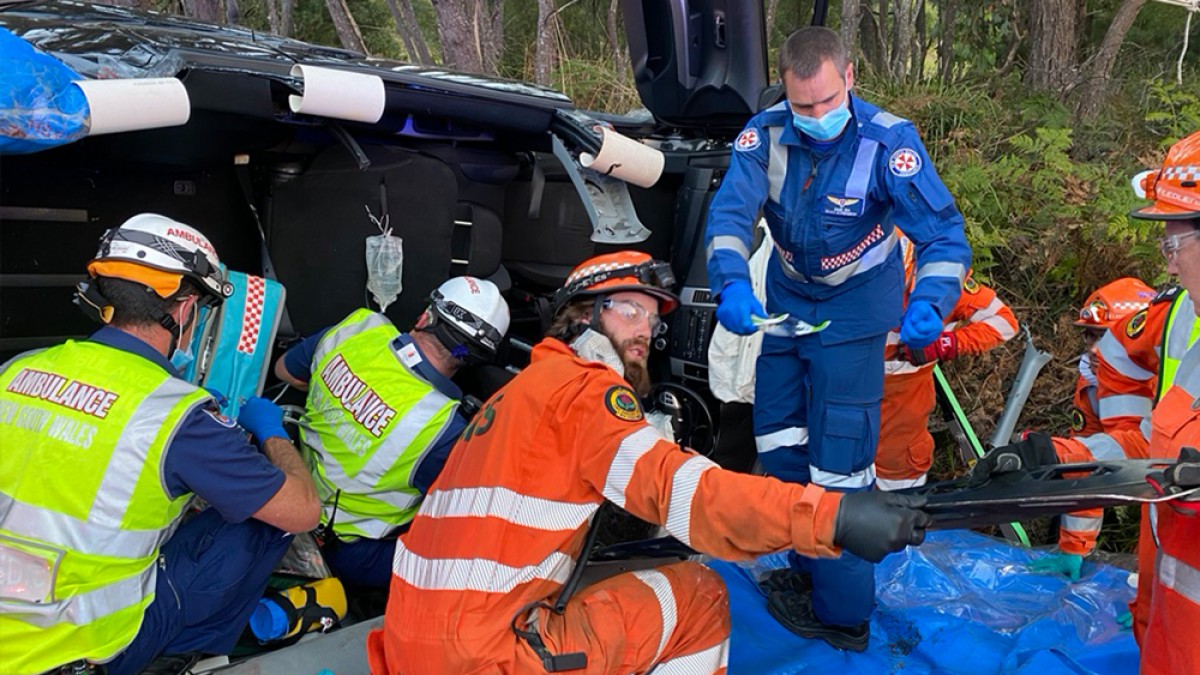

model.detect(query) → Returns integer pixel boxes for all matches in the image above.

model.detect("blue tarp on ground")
[712,530,1139,674]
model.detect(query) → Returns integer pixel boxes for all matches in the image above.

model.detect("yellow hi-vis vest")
[0,341,208,674]
[302,309,458,540]
[1158,290,1200,402]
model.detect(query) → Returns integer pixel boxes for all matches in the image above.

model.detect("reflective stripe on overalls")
[0,342,203,674]
[302,309,458,540]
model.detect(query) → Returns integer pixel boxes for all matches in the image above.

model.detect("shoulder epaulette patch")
[963,276,980,294]
[1152,285,1182,305]
[604,385,644,422]
[1125,309,1148,338]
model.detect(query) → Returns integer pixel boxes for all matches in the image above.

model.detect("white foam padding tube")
[579,126,665,188]
[73,78,191,136]
[289,64,386,124]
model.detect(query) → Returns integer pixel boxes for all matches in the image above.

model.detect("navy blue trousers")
[106,509,292,675]
[753,332,885,627]
[322,536,397,589]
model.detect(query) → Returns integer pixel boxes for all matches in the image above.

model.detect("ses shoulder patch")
[1125,309,1148,338]
[604,385,644,422]
[735,128,762,152]
[963,276,980,294]
[1070,407,1085,433]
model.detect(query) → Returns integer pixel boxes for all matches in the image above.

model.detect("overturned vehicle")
[0,0,775,667]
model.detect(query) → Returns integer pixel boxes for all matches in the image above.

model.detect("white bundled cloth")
[707,219,772,404]
[364,206,403,313]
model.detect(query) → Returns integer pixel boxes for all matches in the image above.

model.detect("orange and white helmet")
[552,250,679,315]
[1074,277,1155,328]
[86,213,233,304]
[1131,131,1200,220]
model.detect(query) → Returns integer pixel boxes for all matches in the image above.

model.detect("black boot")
[766,589,869,652]
[756,567,813,596]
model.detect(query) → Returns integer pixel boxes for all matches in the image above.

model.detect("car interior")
[0,0,770,648]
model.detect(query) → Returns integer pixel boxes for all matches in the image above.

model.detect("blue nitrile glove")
[1029,551,1084,581]
[715,280,767,336]
[900,300,943,349]
[1117,611,1133,630]
[237,396,289,444]
[203,386,228,408]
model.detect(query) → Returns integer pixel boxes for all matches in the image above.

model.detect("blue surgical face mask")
[170,345,194,374]
[791,93,852,141]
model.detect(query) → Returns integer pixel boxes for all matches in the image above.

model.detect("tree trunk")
[938,0,956,85]
[534,0,559,86]
[840,0,861,63]
[387,0,435,65]
[324,0,368,53]
[1075,0,1148,120]
[910,0,926,82]
[225,0,239,24]
[431,0,503,75]
[181,0,221,22]
[265,0,281,34]
[281,0,294,36]
[481,0,505,76]
[1024,0,1078,94]
[890,0,917,82]
[766,0,782,38]
[607,0,628,76]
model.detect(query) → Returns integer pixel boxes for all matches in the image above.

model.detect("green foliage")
[1144,79,1200,146]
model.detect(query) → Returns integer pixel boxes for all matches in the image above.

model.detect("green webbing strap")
[933,364,1032,547]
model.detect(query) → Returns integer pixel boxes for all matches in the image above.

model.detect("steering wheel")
[648,382,716,457]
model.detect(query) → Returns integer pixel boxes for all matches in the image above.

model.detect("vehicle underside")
[0,1,770,445]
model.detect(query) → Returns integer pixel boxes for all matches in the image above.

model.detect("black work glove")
[833,492,930,563]
[1165,447,1200,489]
[968,432,1059,487]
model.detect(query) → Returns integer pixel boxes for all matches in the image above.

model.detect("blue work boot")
[766,589,869,652]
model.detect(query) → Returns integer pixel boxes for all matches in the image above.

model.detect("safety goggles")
[1159,230,1200,260]
[602,298,666,336]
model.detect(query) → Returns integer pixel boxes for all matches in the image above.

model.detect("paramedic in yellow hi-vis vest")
[0,214,320,675]
[274,276,510,588]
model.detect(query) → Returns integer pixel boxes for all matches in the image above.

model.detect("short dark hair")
[96,276,199,328]
[778,27,848,80]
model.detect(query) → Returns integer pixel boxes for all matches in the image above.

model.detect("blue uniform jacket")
[705,95,972,344]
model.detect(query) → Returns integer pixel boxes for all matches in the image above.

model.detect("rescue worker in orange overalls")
[1029,278,1155,581]
[875,230,1019,491]
[970,132,1200,674]
[366,251,932,674]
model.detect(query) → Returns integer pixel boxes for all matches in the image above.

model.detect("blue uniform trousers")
[322,536,398,589]
[753,332,885,627]
[106,509,292,675]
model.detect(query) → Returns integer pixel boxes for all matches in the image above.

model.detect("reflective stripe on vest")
[1158,290,1200,402]
[0,341,203,673]
[766,112,899,287]
[303,309,458,539]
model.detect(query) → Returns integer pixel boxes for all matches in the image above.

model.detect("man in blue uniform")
[704,27,972,650]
